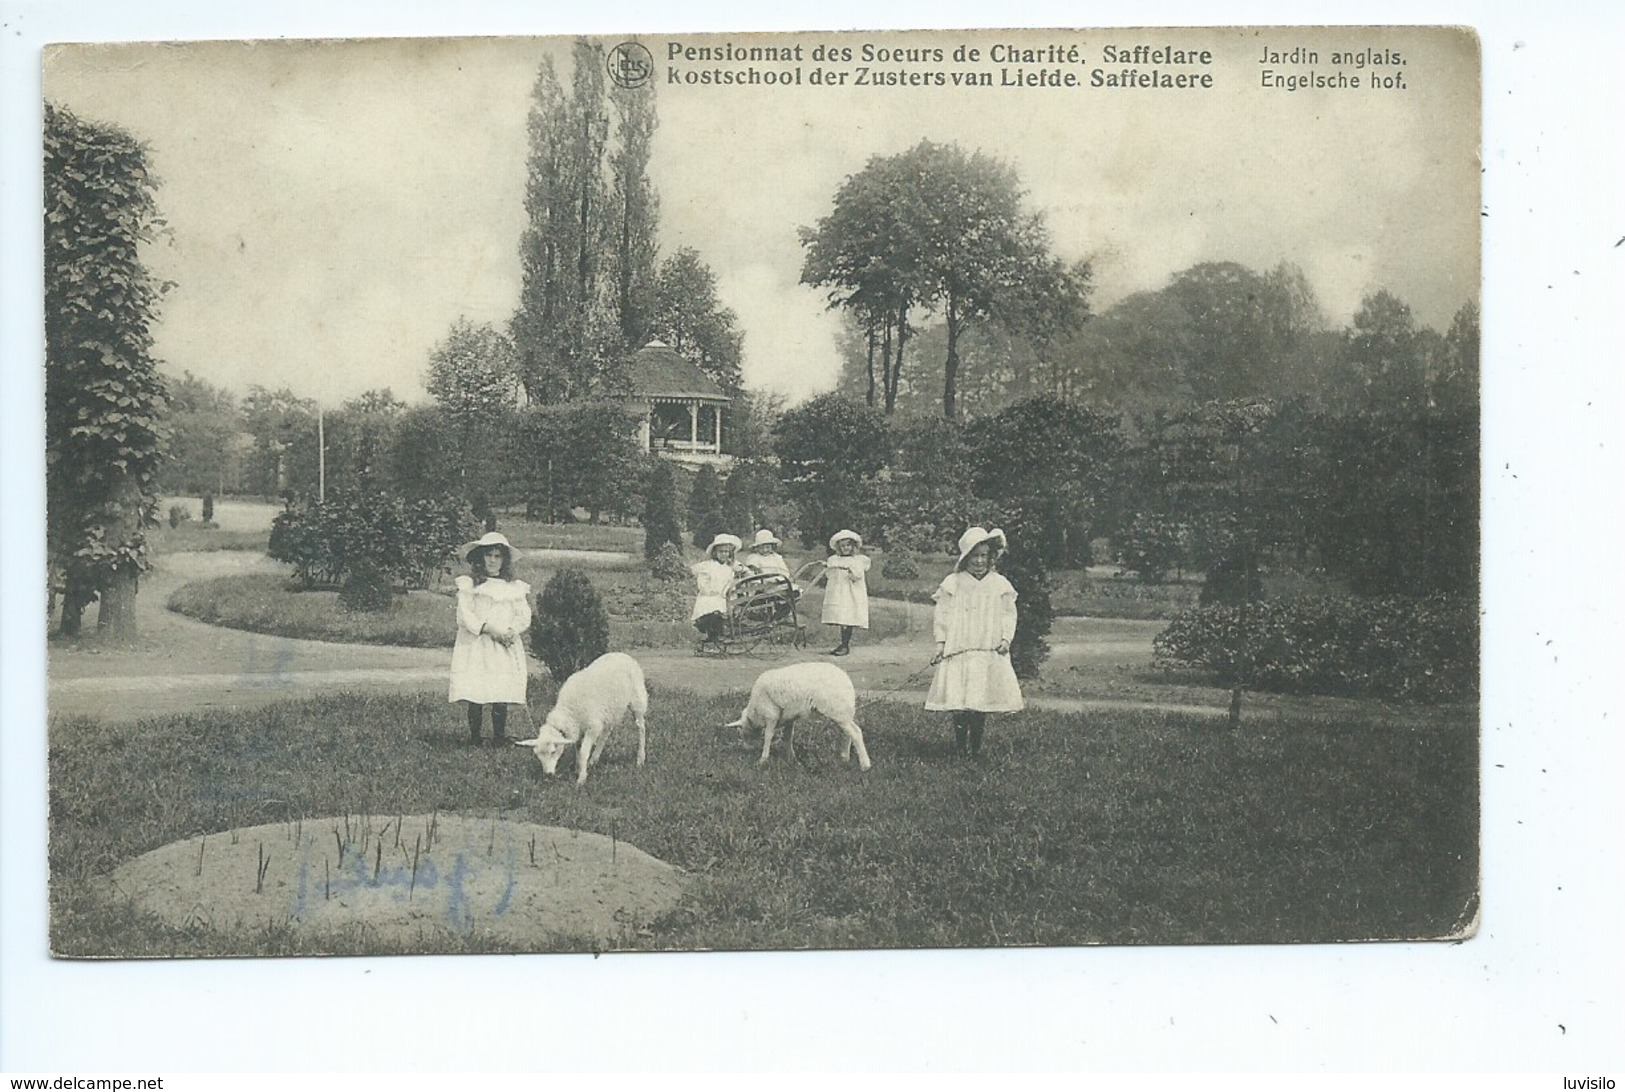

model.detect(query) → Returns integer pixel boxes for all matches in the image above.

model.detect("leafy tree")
[240,385,318,497]
[874,415,978,552]
[1433,300,1480,414]
[1307,408,1477,597]
[530,570,611,683]
[159,371,242,496]
[965,398,1122,568]
[1160,261,1327,404]
[511,400,645,522]
[1334,289,1426,412]
[1117,400,1298,592]
[650,247,745,397]
[801,140,1085,419]
[1048,289,1199,413]
[324,388,406,492]
[547,400,647,522]
[800,152,923,413]
[424,319,519,496]
[641,458,683,561]
[774,394,890,548]
[425,319,519,431]
[721,459,782,538]
[722,388,785,458]
[45,104,171,636]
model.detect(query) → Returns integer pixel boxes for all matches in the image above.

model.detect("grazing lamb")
[515,652,647,785]
[724,662,872,771]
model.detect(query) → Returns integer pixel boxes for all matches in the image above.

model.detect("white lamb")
[724,662,872,771]
[515,652,648,785]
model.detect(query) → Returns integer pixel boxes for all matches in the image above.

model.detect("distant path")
[49,550,1236,724]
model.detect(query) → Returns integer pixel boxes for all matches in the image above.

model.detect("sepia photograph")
[38,26,1483,960]
[11,3,1622,1076]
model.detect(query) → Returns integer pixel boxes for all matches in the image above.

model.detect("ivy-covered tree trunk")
[97,568,139,635]
[44,104,170,640]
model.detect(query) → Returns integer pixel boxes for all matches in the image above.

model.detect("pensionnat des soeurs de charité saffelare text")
[657,36,1412,92]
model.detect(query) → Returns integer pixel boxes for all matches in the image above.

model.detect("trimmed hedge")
[1153,594,1477,702]
[268,489,476,598]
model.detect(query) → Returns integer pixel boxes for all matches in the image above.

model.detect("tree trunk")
[943,303,962,421]
[890,300,910,414]
[96,568,139,638]
[59,570,95,637]
[864,324,877,408]
[880,318,895,414]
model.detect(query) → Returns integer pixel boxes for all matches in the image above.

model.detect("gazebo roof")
[627,341,730,404]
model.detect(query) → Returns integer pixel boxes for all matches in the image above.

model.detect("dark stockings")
[467,702,509,744]
[831,625,854,654]
[951,711,987,756]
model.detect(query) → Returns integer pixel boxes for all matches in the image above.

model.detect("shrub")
[530,569,610,683]
[1001,550,1053,680]
[167,504,193,529]
[267,487,477,606]
[688,465,725,549]
[881,522,948,579]
[881,552,920,580]
[1116,512,1187,584]
[649,541,689,582]
[642,460,683,561]
[1152,594,1477,702]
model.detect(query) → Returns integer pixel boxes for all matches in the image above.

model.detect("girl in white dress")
[925,526,1023,756]
[742,528,792,579]
[449,532,531,745]
[820,529,870,656]
[692,533,744,651]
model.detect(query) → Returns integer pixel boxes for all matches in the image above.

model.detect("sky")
[42,26,1480,407]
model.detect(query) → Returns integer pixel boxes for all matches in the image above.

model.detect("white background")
[4,0,1622,1076]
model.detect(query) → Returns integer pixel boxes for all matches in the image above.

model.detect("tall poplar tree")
[607,74,660,350]
[511,42,615,403]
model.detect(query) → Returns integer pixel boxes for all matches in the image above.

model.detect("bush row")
[1152,594,1477,702]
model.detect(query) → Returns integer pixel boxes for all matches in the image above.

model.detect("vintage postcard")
[42,27,1480,961]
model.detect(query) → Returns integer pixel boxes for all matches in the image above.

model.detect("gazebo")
[626,340,732,465]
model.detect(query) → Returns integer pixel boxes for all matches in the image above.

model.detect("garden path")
[48,550,1229,724]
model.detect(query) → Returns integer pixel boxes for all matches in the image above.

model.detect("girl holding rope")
[925,526,1023,757]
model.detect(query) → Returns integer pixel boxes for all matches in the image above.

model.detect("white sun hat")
[828,529,863,550]
[751,528,782,548]
[461,531,520,565]
[707,533,744,557]
[955,526,1007,569]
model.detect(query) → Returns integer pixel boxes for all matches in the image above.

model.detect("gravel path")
[48,551,1229,724]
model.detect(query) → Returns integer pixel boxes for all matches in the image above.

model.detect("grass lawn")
[149,521,271,556]
[489,516,645,554]
[166,566,916,650]
[49,683,1478,956]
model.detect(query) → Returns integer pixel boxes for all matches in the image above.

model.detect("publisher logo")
[608,42,653,90]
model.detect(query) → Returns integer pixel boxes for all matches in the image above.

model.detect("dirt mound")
[109,814,687,950]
